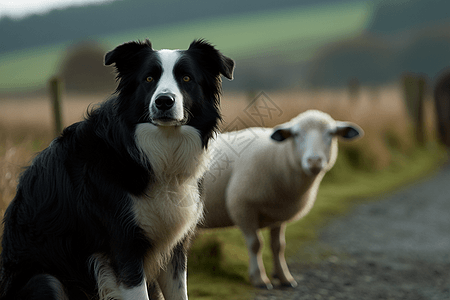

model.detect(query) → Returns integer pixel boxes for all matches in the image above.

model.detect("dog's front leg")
[157,240,189,300]
[115,253,150,300]
[91,252,150,300]
[120,278,150,300]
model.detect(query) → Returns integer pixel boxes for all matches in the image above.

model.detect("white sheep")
[200,110,364,289]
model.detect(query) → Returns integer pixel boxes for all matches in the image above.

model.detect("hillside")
[0,0,339,54]
[2,0,449,55]
[0,1,371,93]
[1,0,450,92]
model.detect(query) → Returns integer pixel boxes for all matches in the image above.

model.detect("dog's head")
[105,39,234,140]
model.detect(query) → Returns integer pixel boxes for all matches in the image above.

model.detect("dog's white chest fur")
[132,124,207,277]
[134,124,208,180]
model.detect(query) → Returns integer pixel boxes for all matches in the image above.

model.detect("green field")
[0,1,372,93]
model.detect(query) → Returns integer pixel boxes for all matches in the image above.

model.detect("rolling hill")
[0,0,341,54]
[2,0,450,93]
[0,1,371,93]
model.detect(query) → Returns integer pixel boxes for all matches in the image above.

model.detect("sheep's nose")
[155,94,175,111]
[307,156,323,174]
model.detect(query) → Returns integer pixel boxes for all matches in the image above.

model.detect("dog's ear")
[104,40,153,73]
[187,39,235,80]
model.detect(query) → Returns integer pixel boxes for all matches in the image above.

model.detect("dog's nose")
[155,94,175,111]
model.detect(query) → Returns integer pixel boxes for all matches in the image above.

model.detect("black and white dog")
[0,39,234,300]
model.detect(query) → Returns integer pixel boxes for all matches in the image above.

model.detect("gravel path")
[255,165,450,300]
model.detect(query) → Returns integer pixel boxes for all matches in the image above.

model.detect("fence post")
[416,76,426,145]
[401,73,426,145]
[49,76,64,137]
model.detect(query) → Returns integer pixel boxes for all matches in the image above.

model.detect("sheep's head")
[270,110,364,176]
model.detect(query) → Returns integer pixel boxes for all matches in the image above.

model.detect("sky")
[0,0,113,19]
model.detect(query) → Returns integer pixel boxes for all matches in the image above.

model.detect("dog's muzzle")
[151,93,183,126]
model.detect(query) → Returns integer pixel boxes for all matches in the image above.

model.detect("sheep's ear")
[271,128,292,142]
[334,121,364,140]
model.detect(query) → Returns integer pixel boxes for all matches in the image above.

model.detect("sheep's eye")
[183,75,191,82]
[146,76,154,83]
[328,130,336,137]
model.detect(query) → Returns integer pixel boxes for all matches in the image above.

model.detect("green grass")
[0,1,372,93]
[0,43,67,92]
[105,1,372,60]
[187,142,447,300]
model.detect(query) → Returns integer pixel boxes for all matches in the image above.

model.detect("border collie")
[0,39,234,300]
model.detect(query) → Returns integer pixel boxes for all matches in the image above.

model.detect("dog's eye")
[146,76,154,83]
[183,76,191,82]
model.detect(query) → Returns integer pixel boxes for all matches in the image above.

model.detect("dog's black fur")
[0,39,234,300]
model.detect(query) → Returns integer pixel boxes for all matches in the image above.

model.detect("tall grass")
[0,85,446,299]
[0,94,102,215]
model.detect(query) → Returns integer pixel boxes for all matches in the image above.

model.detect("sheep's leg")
[270,223,297,288]
[242,228,273,289]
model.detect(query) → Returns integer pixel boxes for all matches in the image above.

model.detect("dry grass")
[0,86,438,214]
[0,94,104,134]
[222,85,436,170]
[0,94,104,216]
